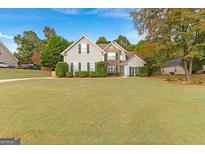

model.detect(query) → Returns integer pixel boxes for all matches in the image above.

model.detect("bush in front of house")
[89,71,97,78]
[96,61,107,77]
[75,71,89,78]
[66,72,73,78]
[55,62,68,77]
[136,66,149,77]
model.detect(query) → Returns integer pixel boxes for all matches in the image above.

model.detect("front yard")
[0,68,51,79]
[0,77,205,144]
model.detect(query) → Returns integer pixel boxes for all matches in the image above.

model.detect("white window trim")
[107,52,116,60]
[81,43,87,54]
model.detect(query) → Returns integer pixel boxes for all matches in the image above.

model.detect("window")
[112,66,116,73]
[73,63,78,72]
[78,63,81,71]
[70,63,73,72]
[107,52,116,60]
[78,44,81,54]
[81,43,87,54]
[108,66,116,74]
[87,44,90,54]
[87,62,90,71]
[90,63,95,71]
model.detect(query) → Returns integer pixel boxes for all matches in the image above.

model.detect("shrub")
[89,71,97,78]
[55,62,68,77]
[75,71,89,78]
[96,61,107,77]
[113,72,120,76]
[136,66,149,77]
[191,80,203,85]
[66,72,73,78]
[166,75,178,81]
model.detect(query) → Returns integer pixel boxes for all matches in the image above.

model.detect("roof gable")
[0,40,19,62]
[161,58,182,68]
[61,35,105,55]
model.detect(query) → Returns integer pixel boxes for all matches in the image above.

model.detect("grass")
[0,68,51,79]
[0,77,205,144]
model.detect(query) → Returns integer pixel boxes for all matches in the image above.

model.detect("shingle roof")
[161,58,183,68]
[97,44,109,49]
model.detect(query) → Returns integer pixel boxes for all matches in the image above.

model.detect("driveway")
[0,77,53,83]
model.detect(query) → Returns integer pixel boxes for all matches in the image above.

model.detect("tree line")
[131,8,205,81]
[13,27,141,70]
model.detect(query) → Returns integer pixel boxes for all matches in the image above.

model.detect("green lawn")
[0,68,51,79]
[0,77,205,144]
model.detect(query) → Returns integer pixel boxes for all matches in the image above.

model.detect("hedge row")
[55,61,107,78]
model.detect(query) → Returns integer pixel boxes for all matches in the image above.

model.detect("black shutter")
[71,63,73,72]
[78,44,81,54]
[87,62,90,71]
[87,44,90,54]
[78,63,81,71]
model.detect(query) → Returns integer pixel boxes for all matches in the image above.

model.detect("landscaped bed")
[0,68,51,79]
[0,77,205,144]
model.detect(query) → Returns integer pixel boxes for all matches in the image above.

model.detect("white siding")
[63,37,104,72]
[124,56,145,76]
[161,66,185,75]
[0,42,18,67]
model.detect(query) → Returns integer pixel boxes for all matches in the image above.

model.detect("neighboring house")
[161,58,185,75]
[61,35,145,76]
[0,40,19,68]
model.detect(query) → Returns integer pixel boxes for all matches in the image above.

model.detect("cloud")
[52,8,81,15]
[52,8,135,19]
[0,32,13,40]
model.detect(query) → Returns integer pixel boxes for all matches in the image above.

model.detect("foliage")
[96,36,110,44]
[43,26,56,41]
[66,72,73,78]
[136,66,149,77]
[131,9,205,81]
[55,62,68,77]
[115,35,135,51]
[40,36,71,68]
[192,57,205,73]
[75,71,89,78]
[166,75,179,81]
[89,71,98,78]
[135,40,144,51]
[96,61,107,77]
[191,79,203,85]
[14,31,44,64]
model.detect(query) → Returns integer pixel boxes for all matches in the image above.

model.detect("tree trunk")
[182,58,192,82]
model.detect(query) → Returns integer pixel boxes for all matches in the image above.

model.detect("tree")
[135,40,144,51]
[115,35,135,51]
[40,36,71,69]
[96,36,110,44]
[138,40,166,75]
[14,31,43,64]
[131,9,205,81]
[115,35,131,48]
[43,26,56,41]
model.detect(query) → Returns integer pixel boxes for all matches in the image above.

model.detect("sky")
[0,8,143,52]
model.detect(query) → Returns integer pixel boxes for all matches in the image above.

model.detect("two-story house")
[61,35,145,76]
